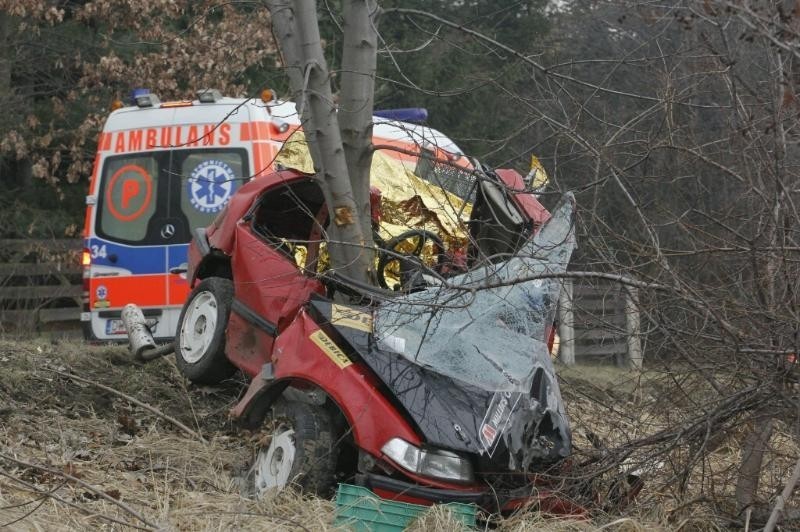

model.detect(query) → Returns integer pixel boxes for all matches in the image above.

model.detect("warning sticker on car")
[330,304,372,332]
[478,391,521,456]
[309,330,352,369]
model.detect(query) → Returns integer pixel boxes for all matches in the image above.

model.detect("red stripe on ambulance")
[89,274,170,308]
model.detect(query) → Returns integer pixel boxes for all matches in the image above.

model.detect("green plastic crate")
[334,483,476,531]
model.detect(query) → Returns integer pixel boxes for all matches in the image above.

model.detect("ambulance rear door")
[163,146,251,335]
[89,149,171,339]
[89,126,253,340]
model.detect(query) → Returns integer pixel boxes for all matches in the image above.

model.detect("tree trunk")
[267,1,322,164]
[0,13,11,99]
[339,0,379,248]
[735,414,774,513]
[267,0,372,284]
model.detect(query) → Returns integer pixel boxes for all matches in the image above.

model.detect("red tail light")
[81,249,91,309]
[546,325,556,354]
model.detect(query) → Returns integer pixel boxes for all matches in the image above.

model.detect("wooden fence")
[557,278,643,368]
[0,239,82,330]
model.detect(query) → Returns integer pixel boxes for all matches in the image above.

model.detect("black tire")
[175,277,236,384]
[251,400,337,497]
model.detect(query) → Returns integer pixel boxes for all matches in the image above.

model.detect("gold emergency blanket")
[275,131,471,248]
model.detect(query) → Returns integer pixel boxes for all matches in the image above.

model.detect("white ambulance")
[82,89,466,341]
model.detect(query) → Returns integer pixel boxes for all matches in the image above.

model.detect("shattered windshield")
[374,194,576,393]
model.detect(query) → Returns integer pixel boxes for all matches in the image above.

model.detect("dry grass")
[0,337,794,530]
[559,363,800,530]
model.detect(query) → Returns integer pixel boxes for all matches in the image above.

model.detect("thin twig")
[764,455,800,532]
[0,456,159,530]
[49,369,206,442]
[0,479,65,528]
[0,474,151,530]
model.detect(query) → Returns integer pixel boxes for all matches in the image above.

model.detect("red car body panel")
[495,168,551,228]
[225,225,325,375]
[225,312,277,377]
[234,310,426,456]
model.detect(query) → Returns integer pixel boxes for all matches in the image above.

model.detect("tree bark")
[735,414,774,513]
[267,0,372,283]
[267,2,322,164]
[339,0,379,249]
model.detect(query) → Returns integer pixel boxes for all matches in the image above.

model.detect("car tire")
[250,400,337,498]
[175,277,236,384]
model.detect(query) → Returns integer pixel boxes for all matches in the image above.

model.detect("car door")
[226,179,326,376]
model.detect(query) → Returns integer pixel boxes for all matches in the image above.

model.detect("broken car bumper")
[359,473,587,516]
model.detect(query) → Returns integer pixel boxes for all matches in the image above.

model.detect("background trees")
[375,0,550,162]
[0,0,554,238]
[0,0,276,236]
[517,0,800,522]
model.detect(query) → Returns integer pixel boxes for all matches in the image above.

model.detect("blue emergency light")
[131,88,160,108]
[374,108,428,123]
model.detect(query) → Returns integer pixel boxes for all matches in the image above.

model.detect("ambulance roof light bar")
[197,89,223,103]
[374,107,428,123]
[132,88,160,108]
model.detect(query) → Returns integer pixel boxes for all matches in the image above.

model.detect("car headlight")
[381,438,475,483]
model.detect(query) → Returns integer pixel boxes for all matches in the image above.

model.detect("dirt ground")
[0,337,794,531]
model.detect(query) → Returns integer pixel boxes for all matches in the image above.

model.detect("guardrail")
[0,238,82,330]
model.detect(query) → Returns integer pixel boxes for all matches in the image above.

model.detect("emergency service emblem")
[188,160,236,214]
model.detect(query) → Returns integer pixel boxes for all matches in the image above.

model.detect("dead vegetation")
[0,337,795,530]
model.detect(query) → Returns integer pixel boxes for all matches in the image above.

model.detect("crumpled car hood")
[361,341,570,469]
[310,300,569,468]
[312,194,576,472]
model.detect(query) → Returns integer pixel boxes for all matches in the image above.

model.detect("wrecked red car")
[172,164,579,513]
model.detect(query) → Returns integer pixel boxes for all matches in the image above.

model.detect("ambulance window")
[178,150,248,232]
[413,148,477,203]
[97,155,159,242]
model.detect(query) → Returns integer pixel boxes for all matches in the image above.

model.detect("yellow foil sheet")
[528,155,550,191]
[275,131,471,248]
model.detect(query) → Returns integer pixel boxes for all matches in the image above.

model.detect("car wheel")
[251,401,337,498]
[175,277,236,384]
